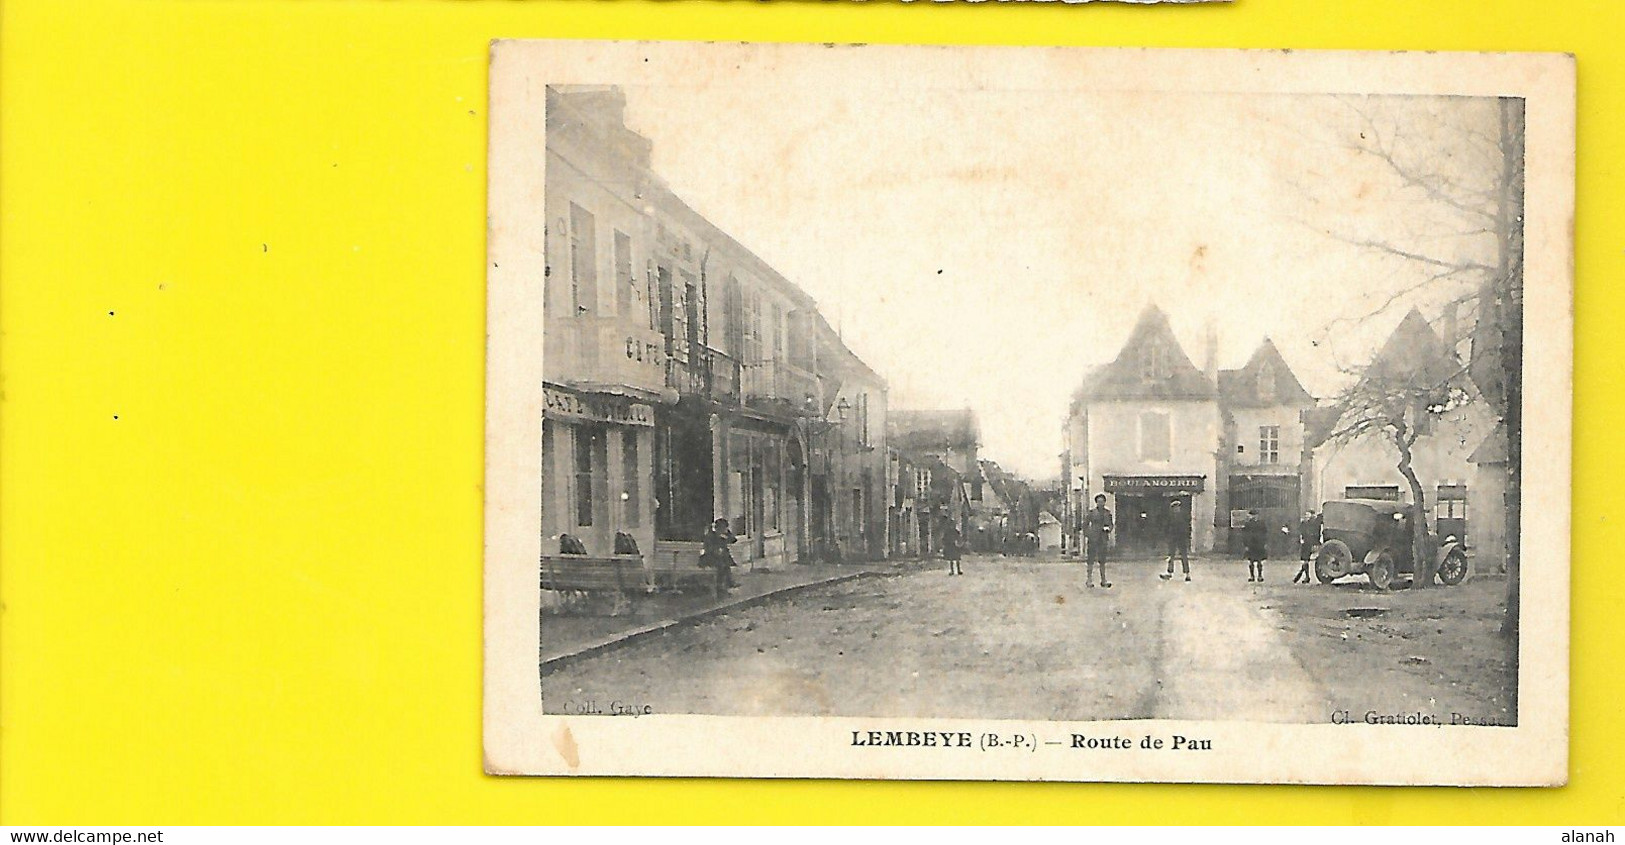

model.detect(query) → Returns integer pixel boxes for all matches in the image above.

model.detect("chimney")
[1202,319,1219,384]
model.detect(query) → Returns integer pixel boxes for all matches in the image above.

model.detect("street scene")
[544,555,1514,723]
[531,80,1525,724]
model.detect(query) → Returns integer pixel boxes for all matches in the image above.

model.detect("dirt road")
[541,554,1515,724]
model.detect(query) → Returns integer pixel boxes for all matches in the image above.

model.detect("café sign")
[1103,474,1205,494]
[544,386,654,427]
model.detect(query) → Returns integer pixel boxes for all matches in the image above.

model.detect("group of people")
[1076,494,1325,586]
[702,499,1327,594]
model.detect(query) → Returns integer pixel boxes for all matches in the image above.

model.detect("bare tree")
[1323,338,1477,587]
[1315,97,1523,616]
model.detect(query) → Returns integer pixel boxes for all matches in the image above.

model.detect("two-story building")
[543,85,889,573]
[1066,306,1222,555]
[1216,338,1316,555]
[540,86,671,561]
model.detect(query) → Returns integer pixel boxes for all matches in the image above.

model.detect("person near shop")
[1083,493,1114,588]
[1294,509,1322,584]
[1159,499,1193,582]
[942,517,964,576]
[701,517,739,597]
[1243,509,1269,582]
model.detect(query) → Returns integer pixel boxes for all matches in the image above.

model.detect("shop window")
[1259,425,1281,464]
[541,422,557,538]
[574,424,607,527]
[1139,411,1172,462]
[621,430,640,528]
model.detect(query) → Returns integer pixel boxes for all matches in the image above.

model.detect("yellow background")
[0,0,1614,825]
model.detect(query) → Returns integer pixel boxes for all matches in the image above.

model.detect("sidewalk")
[540,559,921,670]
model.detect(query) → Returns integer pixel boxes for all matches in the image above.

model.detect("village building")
[541,85,889,573]
[1308,308,1499,555]
[1216,338,1317,555]
[1063,306,1324,556]
[888,410,979,556]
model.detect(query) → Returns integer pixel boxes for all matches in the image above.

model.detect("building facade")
[542,85,889,571]
[1065,306,1223,555]
[1216,339,1317,555]
[1308,309,1498,554]
[1063,307,1320,556]
[888,410,979,557]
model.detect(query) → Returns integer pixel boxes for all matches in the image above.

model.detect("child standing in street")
[942,518,964,576]
[1243,509,1269,582]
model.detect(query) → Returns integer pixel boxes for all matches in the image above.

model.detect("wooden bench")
[539,554,649,595]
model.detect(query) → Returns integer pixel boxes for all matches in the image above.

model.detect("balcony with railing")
[743,360,820,415]
[543,315,667,397]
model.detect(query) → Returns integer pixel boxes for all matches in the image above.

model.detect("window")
[574,425,607,527]
[915,469,932,498]
[1257,364,1277,404]
[743,287,763,365]
[568,203,597,317]
[613,231,634,319]
[1436,483,1468,522]
[1138,411,1172,462]
[1345,485,1401,501]
[971,481,983,501]
[724,275,744,356]
[853,488,866,535]
[857,393,871,447]
[621,430,640,527]
[541,422,557,538]
[1259,425,1281,464]
[1141,340,1168,381]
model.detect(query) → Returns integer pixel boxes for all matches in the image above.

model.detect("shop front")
[1103,474,1207,555]
[540,384,657,561]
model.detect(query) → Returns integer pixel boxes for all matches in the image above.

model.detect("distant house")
[889,410,979,556]
[1217,338,1316,555]
[1309,308,1498,549]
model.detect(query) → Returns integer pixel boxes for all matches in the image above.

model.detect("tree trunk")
[1397,438,1436,588]
[1498,97,1525,638]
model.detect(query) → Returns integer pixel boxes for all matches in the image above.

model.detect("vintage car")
[1313,498,1470,589]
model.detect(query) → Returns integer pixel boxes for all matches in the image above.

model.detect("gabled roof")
[888,410,980,453]
[1364,308,1463,390]
[1468,423,1509,465]
[1076,305,1215,402]
[1218,338,1315,408]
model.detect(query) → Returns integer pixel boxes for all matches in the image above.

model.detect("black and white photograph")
[484,42,1573,784]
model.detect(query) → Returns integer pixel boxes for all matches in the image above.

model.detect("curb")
[539,568,895,674]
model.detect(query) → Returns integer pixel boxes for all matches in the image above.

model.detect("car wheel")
[1437,548,1470,586]
[1369,552,1396,591]
[1315,539,1352,584]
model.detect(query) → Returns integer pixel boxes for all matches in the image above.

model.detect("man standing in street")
[1084,493,1114,588]
[1159,499,1192,582]
[1294,509,1322,584]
